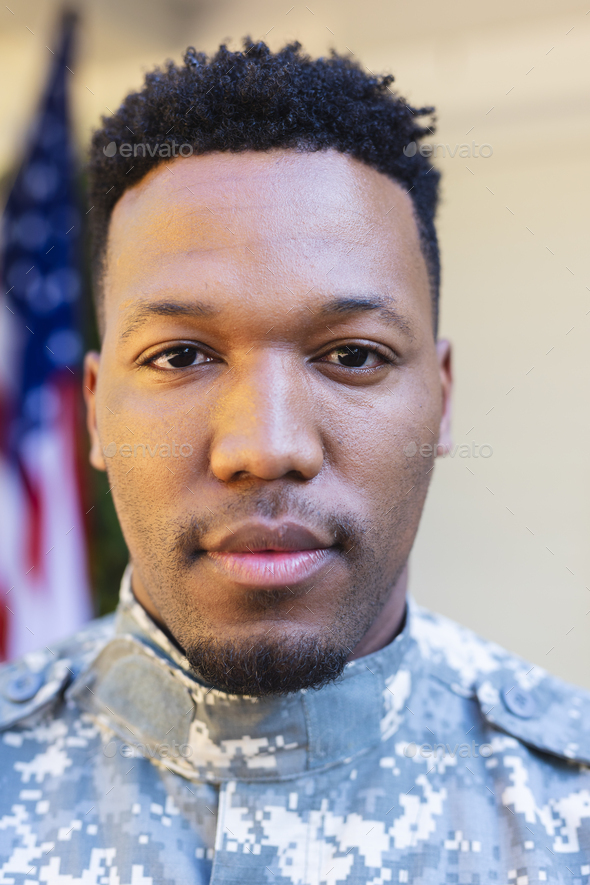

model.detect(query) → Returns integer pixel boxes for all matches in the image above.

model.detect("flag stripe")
[0,12,92,660]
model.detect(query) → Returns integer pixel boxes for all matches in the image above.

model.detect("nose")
[209,353,324,483]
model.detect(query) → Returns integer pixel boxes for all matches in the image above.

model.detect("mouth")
[200,521,336,588]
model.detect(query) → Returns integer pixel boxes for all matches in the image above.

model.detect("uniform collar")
[70,565,416,783]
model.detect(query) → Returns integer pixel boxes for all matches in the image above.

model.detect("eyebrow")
[119,294,413,341]
[119,299,220,341]
[317,297,413,336]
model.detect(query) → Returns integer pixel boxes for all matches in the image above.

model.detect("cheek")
[332,420,433,524]
[323,376,439,484]
[94,382,209,518]
[319,377,439,557]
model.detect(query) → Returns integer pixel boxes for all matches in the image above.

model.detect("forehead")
[103,149,429,323]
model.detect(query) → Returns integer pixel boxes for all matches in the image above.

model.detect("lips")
[205,521,331,553]
[200,521,335,587]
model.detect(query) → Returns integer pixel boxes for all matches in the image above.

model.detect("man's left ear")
[436,339,453,457]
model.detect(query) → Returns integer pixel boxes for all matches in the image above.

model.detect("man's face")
[84,149,451,694]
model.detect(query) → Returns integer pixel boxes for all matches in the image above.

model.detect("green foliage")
[86,470,129,616]
[79,171,128,616]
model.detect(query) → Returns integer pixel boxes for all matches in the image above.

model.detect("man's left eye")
[321,346,385,369]
[149,346,213,369]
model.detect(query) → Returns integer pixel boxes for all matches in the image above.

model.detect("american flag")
[0,12,92,660]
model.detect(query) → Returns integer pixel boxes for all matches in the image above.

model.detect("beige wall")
[1,0,589,685]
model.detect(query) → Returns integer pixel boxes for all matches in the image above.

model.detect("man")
[0,39,589,885]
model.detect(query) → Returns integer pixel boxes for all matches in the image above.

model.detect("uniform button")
[501,684,538,719]
[4,670,45,703]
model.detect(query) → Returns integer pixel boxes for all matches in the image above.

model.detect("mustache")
[168,489,365,563]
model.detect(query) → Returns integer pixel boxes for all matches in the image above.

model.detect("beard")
[115,481,420,698]
[184,633,350,695]
[173,497,384,695]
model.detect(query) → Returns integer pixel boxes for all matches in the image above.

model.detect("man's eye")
[322,346,385,369]
[148,346,213,370]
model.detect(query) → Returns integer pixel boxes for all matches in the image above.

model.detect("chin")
[184,632,349,697]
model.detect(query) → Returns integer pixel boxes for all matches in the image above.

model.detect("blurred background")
[0,0,589,685]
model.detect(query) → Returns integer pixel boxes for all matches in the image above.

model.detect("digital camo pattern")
[1,566,589,884]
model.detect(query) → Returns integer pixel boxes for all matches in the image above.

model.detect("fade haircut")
[87,39,441,336]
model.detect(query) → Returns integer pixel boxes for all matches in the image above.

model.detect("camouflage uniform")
[1,565,589,884]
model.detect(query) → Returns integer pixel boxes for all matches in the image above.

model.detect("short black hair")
[87,39,440,334]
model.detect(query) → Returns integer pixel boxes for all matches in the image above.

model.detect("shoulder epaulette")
[0,614,116,731]
[410,600,590,765]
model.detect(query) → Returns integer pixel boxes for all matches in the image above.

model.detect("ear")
[83,351,106,471]
[436,339,453,456]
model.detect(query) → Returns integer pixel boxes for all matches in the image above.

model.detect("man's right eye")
[145,346,214,370]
